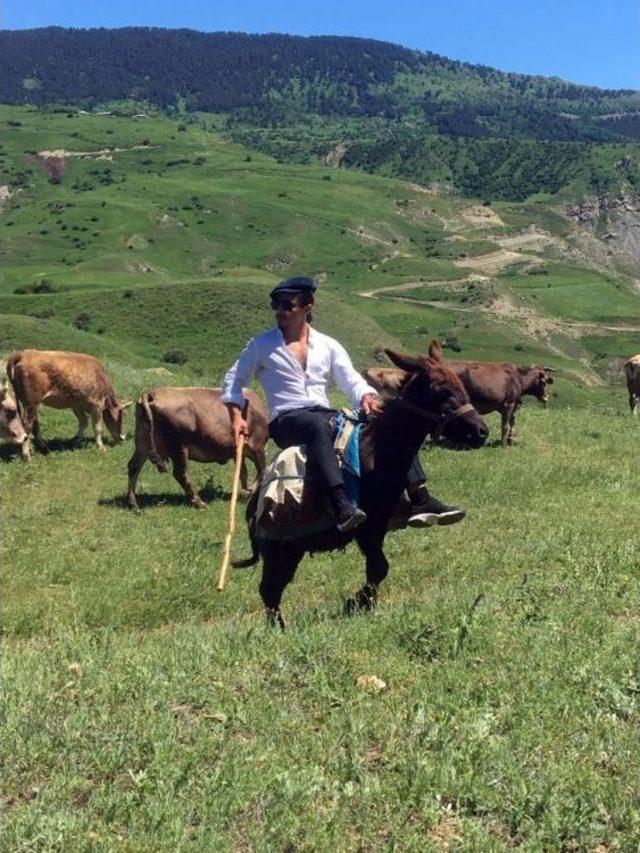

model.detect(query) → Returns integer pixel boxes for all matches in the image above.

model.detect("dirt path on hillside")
[359,278,640,334]
[454,248,539,274]
[37,144,155,160]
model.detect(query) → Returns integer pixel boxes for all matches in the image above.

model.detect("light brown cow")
[365,346,555,447]
[127,386,268,510]
[0,378,30,460]
[7,349,131,453]
[625,355,640,415]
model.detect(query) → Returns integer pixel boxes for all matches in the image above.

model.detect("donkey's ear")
[384,349,425,373]
[428,340,443,361]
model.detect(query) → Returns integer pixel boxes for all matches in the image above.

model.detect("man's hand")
[360,393,382,416]
[227,404,249,446]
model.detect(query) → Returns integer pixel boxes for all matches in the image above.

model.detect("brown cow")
[127,386,268,510]
[6,349,131,453]
[0,378,30,460]
[625,355,640,415]
[365,345,555,447]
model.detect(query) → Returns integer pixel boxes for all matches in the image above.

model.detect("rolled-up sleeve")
[330,341,378,406]
[221,338,259,407]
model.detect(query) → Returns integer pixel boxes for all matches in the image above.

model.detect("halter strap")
[393,397,476,436]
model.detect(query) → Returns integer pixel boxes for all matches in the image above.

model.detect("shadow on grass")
[98,482,233,510]
[0,445,27,463]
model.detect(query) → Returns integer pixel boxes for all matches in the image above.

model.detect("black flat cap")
[269,276,317,299]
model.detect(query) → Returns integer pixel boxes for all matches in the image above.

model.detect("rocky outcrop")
[562,193,640,265]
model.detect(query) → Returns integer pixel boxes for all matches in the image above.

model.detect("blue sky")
[5,0,639,91]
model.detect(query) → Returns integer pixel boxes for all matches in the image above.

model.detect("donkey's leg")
[508,402,520,444]
[259,542,304,629]
[346,533,389,615]
[500,407,511,447]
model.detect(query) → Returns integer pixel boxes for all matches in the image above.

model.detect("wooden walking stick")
[217,433,246,592]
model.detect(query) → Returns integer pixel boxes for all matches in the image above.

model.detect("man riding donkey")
[222,276,468,532]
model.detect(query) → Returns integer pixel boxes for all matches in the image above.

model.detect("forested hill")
[2,27,639,143]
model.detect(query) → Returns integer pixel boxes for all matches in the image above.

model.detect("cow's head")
[519,366,556,407]
[384,341,488,448]
[363,366,410,401]
[103,397,132,443]
[0,381,29,450]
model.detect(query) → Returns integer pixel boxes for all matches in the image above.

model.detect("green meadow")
[2,104,639,849]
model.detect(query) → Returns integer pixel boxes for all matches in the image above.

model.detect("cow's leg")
[239,457,250,496]
[244,446,266,494]
[346,532,389,615]
[508,403,520,444]
[90,405,106,452]
[171,446,206,508]
[259,541,304,629]
[127,449,148,511]
[631,393,638,416]
[23,406,48,453]
[72,408,89,445]
[500,406,513,447]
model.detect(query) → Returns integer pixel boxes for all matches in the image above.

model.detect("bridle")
[392,394,477,440]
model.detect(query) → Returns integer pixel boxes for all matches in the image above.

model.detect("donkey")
[237,341,489,627]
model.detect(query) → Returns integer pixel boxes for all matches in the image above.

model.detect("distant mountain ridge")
[2,27,638,143]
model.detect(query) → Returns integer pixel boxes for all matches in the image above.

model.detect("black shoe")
[329,484,367,532]
[408,495,465,527]
[336,506,367,532]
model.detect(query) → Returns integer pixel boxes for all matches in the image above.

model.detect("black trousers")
[269,406,426,492]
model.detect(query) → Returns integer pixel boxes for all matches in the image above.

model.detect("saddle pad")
[254,446,335,540]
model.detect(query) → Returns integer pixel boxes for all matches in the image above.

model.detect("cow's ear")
[384,349,425,373]
[427,340,443,361]
[120,400,133,410]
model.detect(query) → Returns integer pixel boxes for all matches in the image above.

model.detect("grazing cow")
[0,378,30,460]
[625,355,640,415]
[365,344,555,447]
[127,386,268,510]
[6,349,130,453]
[236,342,488,628]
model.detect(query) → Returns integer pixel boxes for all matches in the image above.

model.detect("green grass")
[2,102,640,848]
[3,406,639,848]
[499,264,638,324]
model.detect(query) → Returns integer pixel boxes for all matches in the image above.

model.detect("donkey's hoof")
[266,608,286,630]
[345,586,377,616]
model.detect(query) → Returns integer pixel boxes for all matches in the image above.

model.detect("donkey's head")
[384,340,488,448]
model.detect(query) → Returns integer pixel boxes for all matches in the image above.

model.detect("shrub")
[74,313,91,331]
[13,286,28,295]
[33,280,55,293]
[177,123,187,132]
[30,307,55,319]
[441,335,462,353]
[122,290,134,299]
[163,349,188,365]
[322,174,332,181]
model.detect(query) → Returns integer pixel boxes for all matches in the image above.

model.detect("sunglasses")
[270,298,298,311]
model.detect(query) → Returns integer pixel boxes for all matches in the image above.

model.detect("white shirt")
[221,326,378,421]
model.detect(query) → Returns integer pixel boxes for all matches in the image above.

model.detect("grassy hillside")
[3,404,639,848]
[2,101,639,849]
[1,105,637,396]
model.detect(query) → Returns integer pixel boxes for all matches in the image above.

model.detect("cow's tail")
[140,392,167,473]
[5,353,24,418]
